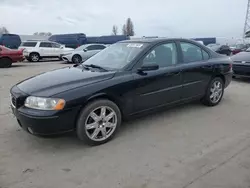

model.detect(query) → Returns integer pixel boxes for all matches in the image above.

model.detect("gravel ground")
[1,61,250,188]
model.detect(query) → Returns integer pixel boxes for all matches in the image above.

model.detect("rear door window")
[52,43,61,48]
[21,42,37,47]
[86,45,105,51]
[202,50,210,60]
[180,42,203,63]
[39,42,53,48]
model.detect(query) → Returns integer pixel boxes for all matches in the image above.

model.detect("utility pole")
[243,0,250,38]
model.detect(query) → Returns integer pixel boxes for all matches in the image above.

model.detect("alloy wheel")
[73,56,81,63]
[85,106,117,141]
[210,80,223,103]
[31,54,39,62]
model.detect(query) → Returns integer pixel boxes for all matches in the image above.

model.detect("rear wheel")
[202,77,224,106]
[76,99,121,146]
[0,58,12,68]
[29,53,40,62]
[72,54,82,64]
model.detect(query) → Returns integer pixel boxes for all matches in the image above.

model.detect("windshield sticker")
[127,43,143,48]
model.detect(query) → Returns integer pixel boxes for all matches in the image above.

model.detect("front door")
[178,41,213,99]
[133,42,182,113]
[51,42,61,57]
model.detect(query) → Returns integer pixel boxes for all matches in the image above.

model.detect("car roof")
[86,43,106,46]
[23,40,56,43]
[119,38,199,44]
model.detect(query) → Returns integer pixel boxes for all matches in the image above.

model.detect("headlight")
[24,96,65,110]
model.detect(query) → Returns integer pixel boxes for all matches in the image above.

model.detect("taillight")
[229,63,233,71]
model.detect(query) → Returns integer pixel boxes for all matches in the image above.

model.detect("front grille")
[11,94,26,109]
[11,95,16,108]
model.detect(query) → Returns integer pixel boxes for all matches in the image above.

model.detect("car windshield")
[82,42,147,70]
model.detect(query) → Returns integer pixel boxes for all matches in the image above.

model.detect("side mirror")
[83,49,87,52]
[137,63,159,72]
[60,46,64,49]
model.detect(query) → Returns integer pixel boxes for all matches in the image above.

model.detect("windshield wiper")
[84,64,108,71]
[75,64,90,71]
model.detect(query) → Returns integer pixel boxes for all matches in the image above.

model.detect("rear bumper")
[12,56,25,62]
[224,72,232,88]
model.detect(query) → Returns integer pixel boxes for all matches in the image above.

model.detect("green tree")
[112,25,118,35]
[126,18,135,36]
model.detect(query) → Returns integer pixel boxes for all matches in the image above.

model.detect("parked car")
[62,44,106,64]
[231,44,250,55]
[48,33,87,49]
[230,48,250,78]
[0,34,21,49]
[18,41,74,62]
[86,35,129,44]
[10,38,232,145]
[207,44,231,56]
[0,45,24,68]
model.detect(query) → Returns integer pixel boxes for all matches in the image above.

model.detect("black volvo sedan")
[10,38,232,145]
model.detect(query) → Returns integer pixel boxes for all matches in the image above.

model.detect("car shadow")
[11,64,29,68]
[233,77,250,83]
[60,61,73,64]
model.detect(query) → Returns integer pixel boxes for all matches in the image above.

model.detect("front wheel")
[76,99,121,145]
[201,77,224,106]
[72,54,82,64]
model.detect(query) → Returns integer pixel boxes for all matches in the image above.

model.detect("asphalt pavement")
[1,61,250,188]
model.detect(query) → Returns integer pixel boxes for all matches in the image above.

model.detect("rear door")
[178,41,213,100]
[39,42,53,56]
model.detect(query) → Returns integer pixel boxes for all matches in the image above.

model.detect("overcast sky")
[0,0,247,37]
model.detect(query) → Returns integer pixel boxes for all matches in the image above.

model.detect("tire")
[201,77,224,106]
[29,52,40,62]
[0,57,12,68]
[72,54,82,64]
[76,99,122,146]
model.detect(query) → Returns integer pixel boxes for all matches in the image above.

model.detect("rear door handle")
[165,71,180,76]
[202,65,212,68]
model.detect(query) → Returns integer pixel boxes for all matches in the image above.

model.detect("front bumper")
[61,54,72,62]
[10,86,80,135]
[233,63,250,78]
[11,106,80,135]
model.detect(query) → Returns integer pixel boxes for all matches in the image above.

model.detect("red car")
[231,44,250,55]
[0,45,24,68]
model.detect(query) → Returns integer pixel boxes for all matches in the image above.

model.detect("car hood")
[16,66,115,96]
[231,52,250,62]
